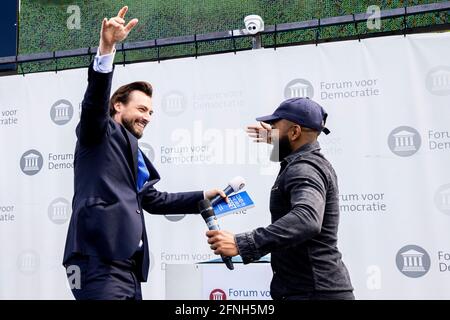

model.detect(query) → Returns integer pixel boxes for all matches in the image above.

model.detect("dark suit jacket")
[63,64,203,281]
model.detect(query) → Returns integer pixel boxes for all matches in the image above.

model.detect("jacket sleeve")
[77,63,114,145]
[141,187,204,215]
[235,162,327,264]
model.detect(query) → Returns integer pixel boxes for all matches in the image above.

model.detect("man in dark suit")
[62,6,227,300]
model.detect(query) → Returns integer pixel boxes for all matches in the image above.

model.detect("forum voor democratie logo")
[20,149,43,175]
[284,79,314,99]
[396,245,431,278]
[50,99,74,125]
[387,126,422,157]
[48,198,71,225]
[164,214,186,222]
[139,142,155,163]
[17,251,40,275]
[435,183,450,216]
[426,66,450,96]
[209,288,227,300]
[162,91,187,117]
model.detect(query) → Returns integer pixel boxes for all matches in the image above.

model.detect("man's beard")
[122,117,143,139]
[270,134,292,162]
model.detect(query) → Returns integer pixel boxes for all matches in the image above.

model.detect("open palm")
[246,121,273,144]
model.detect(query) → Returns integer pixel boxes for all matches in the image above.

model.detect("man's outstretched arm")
[78,6,138,145]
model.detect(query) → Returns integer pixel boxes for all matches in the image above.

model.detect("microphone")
[198,199,234,270]
[210,176,246,207]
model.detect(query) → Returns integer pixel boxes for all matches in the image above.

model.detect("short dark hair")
[110,81,153,116]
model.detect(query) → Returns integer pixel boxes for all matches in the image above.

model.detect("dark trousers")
[283,291,355,300]
[65,251,143,300]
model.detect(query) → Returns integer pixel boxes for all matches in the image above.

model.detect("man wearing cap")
[206,97,354,300]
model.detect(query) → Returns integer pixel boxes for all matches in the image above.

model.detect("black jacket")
[63,64,203,281]
[235,142,353,298]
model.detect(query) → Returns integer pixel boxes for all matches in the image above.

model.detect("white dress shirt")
[93,49,116,73]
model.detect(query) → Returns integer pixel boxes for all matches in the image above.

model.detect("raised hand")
[246,121,273,144]
[99,6,139,55]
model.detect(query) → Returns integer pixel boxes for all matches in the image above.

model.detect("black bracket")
[53,51,58,73]
[273,24,278,50]
[16,56,25,77]
[88,46,93,63]
[315,18,321,46]
[155,39,161,63]
[403,6,408,37]
[194,34,198,59]
[353,13,361,42]
[231,29,237,54]
[19,64,25,76]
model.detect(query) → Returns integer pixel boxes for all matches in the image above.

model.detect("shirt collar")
[282,140,321,164]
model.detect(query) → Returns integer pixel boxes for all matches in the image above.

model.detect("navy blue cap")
[256,97,330,135]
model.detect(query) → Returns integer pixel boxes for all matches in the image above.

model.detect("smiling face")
[110,81,154,140]
[114,90,153,139]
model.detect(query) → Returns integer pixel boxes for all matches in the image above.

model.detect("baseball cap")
[256,97,330,135]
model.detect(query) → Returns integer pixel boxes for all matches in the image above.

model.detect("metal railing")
[0,1,449,73]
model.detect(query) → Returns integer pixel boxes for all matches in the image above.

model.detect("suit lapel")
[121,126,139,182]
[120,123,160,190]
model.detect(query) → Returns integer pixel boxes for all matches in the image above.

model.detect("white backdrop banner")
[0,32,449,299]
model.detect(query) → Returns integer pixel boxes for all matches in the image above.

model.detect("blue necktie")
[137,149,150,191]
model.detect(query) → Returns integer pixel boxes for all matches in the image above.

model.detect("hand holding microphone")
[208,176,245,207]
[199,199,235,270]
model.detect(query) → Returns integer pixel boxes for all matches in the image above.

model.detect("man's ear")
[290,125,302,141]
[114,102,122,114]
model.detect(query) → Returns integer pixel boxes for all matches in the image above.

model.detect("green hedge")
[18,0,449,73]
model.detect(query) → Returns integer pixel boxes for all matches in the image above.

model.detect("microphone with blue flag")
[199,199,235,270]
[209,176,255,217]
[199,176,255,270]
[209,176,246,207]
